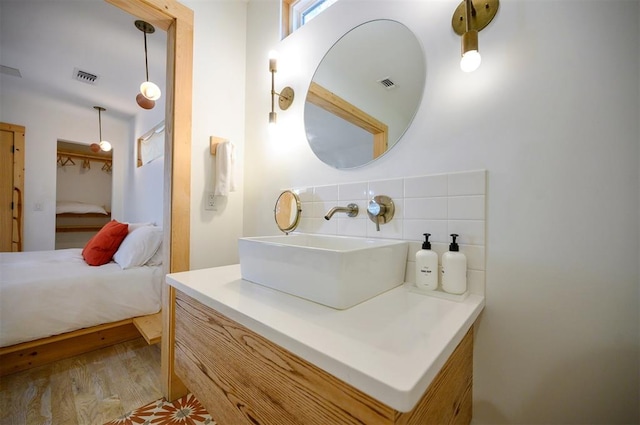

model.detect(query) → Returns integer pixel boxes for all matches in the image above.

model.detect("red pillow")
[82,220,129,266]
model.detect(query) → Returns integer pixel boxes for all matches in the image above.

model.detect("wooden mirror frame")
[106,0,192,401]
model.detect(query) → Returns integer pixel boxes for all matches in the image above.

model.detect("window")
[282,0,338,38]
[137,121,165,167]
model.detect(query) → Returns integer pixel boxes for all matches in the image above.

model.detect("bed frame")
[0,312,161,377]
[55,212,112,233]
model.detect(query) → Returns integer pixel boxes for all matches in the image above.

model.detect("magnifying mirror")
[274,190,302,234]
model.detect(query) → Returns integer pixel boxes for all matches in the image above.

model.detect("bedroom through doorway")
[55,140,113,249]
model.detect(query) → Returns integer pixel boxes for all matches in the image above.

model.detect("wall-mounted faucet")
[367,195,395,231]
[324,203,358,220]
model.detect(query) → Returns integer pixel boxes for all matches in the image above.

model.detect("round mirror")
[274,190,302,234]
[304,20,425,169]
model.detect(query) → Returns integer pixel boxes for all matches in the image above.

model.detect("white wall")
[183,0,247,270]
[243,0,640,423]
[0,87,130,251]
[125,107,165,227]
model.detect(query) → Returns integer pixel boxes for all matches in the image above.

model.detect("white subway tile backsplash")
[296,169,486,296]
[403,219,448,244]
[337,217,367,237]
[467,270,485,296]
[404,174,448,198]
[448,220,485,246]
[448,196,485,220]
[368,178,404,199]
[366,217,403,239]
[294,187,314,203]
[314,184,339,202]
[317,217,338,234]
[311,202,327,219]
[460,244,485,271]
[404,197,447,220]
[338,182,368,201]
[448,170,486,196]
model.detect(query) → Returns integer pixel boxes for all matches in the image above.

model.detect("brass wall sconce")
[90,106,112,152]
[268,51,294,126]
[135,20,161,110]
[452,0,499,72]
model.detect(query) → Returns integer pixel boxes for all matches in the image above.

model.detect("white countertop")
[167,264,485,412]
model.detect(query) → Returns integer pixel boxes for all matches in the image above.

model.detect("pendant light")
[90,106,112,152]
[135,20,161,110]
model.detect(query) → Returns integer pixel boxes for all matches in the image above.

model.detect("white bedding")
[0,248,163,347]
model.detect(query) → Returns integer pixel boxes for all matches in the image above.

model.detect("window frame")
[282,0,337,38]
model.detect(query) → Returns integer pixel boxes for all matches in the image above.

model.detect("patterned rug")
[104,393,215,425]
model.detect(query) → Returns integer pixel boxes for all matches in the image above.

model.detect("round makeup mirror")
[274,190,302,234]
[304,19,425,169]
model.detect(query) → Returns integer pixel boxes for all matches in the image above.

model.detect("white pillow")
[56,201,108,215]
[126,222,154,234]
[114,226,163,269]
[146,241,163,266]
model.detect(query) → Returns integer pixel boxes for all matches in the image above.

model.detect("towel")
[214,140,236,196]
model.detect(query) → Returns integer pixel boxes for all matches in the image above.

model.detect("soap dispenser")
[415,233,438,290]
[441,234,467,294]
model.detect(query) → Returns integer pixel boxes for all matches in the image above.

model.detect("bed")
[0,221,164,376]
[55,201,111,232]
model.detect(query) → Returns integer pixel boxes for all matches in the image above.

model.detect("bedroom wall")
[0,88,131,251]
[125,107,165,227]
[242,0,639,423]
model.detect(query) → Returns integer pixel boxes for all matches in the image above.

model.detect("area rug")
[104,393,215,425]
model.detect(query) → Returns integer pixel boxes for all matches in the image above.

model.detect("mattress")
[0,248,163,347]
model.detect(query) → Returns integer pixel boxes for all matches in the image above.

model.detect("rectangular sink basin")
[238,234,408,309]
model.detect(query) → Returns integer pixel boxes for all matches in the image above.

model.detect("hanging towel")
[214,140,236,196]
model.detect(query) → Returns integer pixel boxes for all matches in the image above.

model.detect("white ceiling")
[0,0,167,121]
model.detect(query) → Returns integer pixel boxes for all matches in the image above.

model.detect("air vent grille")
[378,77,396,90]
[1,65,22,78]
[73,68,99,85]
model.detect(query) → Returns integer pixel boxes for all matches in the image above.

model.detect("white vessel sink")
[238,234,408,309]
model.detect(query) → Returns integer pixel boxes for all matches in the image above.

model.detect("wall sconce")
[452,0,499,72]
[90,106,112,152]
[135,20,161,110]
[268,51,295,127]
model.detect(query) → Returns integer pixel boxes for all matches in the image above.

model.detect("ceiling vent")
[1,65,22,78]
[73,68,99,85]
[377,77,396,90]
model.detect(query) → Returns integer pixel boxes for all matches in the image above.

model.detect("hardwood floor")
[0,338,162,425]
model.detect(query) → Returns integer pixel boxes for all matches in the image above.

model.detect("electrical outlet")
[205,192,216,211]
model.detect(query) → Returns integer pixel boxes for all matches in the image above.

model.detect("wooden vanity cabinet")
[174,289,473,425]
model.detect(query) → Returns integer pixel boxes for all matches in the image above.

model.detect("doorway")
[55,140,113,249]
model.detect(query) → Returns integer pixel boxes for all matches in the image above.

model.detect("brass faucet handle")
[366,195,395,231]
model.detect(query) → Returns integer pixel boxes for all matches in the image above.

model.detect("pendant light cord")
[144,31,150,82]
[98,108,103,141]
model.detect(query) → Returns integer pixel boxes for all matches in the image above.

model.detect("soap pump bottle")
[441,234,467,295]
[415,233,438,290]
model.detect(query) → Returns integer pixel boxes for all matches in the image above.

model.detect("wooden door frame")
[0,123,25,252]
[106,0,192,400]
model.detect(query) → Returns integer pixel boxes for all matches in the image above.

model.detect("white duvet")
[0,248,163,347]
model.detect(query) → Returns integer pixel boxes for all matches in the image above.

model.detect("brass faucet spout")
[324,203,359,220]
